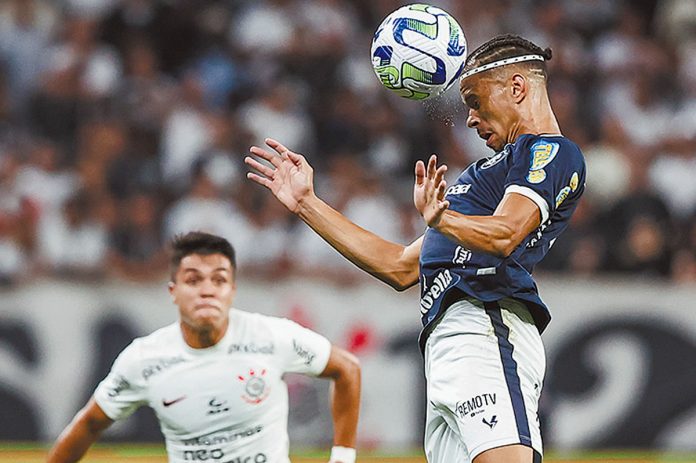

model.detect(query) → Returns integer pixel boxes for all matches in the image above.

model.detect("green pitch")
[1,443,695,462]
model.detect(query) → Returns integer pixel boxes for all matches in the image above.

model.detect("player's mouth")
[479,131,494,147]
[195,302,221,311]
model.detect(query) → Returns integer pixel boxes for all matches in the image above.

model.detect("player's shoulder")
[514,134,585,167]
[135,322,180,346]
[232,309,320,339]
[121,323,181,360]
[230,308,275,326]
[230,309,289,337]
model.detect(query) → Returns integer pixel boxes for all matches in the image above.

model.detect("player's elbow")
[390,278,417,292]
[325,347,361,382]
[492,239,516,258]
[490,228,522,258]
[387,269,419,292]
[338,351,361,382]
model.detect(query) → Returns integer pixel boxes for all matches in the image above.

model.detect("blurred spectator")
[116,40,177,134]
[35,190,109,278]
[63,0,117,20]
[582,118,631,208]
[107,192,167,281]
[235,193,294,278]
[76,119,128,193]
[671,215,696,282]
[105,126,160,199]
[0,0,57,109]
[0,210,28,285]
[13,140,79,216]
[240,80,315,157]
[164,160,251,252]
[649,146,696,219]
[45,15,122,99]
[160,74,212,189]
[654,0,696,46]
[101,0,170,57]
[0,153,35,285]
[231,0,299,57]
[604,159,674,277]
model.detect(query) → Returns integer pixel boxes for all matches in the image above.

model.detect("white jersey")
[94,309,332,463]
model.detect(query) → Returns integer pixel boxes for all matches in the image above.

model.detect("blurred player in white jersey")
[246,35,586,463]
[47,231,361,463]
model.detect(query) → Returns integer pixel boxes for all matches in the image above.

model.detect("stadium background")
[1,0,696,461]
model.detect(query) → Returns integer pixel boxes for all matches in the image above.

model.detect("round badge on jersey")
[238,369,271,404]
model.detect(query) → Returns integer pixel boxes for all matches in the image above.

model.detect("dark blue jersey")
[418,134,586,348]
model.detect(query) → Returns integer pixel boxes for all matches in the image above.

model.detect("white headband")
[459,54,545,80]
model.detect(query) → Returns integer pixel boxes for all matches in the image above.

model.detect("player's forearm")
[47,400,112,463]
[435,210,521,257]
[46,419,104,462]
[329,357,361,448]
[296,194,418,289]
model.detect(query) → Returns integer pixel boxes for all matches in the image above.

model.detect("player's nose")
[199,278,216,295]
[466,109,479,128]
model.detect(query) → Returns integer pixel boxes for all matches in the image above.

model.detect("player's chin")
[485,135,504,152]
[192,308,225,324]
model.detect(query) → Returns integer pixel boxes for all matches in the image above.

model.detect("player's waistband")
[418,293,535,354]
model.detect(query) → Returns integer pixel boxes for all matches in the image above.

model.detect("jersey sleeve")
[271,318,332,376]
[93,340,148,420]
[504,137,585,223]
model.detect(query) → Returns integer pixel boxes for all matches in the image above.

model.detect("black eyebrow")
[182,268,231,274]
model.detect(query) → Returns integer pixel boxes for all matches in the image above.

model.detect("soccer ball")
[371,4,467,100]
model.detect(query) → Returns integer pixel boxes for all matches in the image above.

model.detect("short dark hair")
[170,231,236,280]
[463,34,553,81]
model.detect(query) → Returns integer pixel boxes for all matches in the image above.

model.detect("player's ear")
[168,281,176,300]
[510,73,527,102]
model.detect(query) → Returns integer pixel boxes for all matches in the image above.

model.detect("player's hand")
[246,138,315,214]
[414,154,449,228]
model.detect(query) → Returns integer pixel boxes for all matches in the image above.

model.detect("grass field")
[2,444,696,463]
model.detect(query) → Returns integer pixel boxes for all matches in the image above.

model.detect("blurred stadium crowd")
[0,0,695,286]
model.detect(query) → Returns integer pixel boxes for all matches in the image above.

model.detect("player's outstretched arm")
[246,138,421,290]
[414,155,541,257]
[319,345,361,463]
[46,398,113,463]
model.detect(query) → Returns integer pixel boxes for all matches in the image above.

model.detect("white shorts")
[423,297,545,462]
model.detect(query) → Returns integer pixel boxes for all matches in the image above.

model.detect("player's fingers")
[244,156,275,178]
[427,154,438,179]
[436,179,448,200]
[439,199,450,211]
[249,146,283,168]
[286,151,307,168]
[414,160,426,184]
[246,172,273,189]
[434,164,448,184]
[266,138,294,158]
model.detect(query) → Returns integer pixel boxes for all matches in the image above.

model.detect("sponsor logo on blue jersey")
[452,246,472,265]
[480,146,510,169]
[554,171,580,208]
[446,184,471,196]
[526,141,559,184]
[420,269,454,314]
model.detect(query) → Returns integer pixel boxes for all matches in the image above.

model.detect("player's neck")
[180,319,229,349]
[510,91,561,141]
